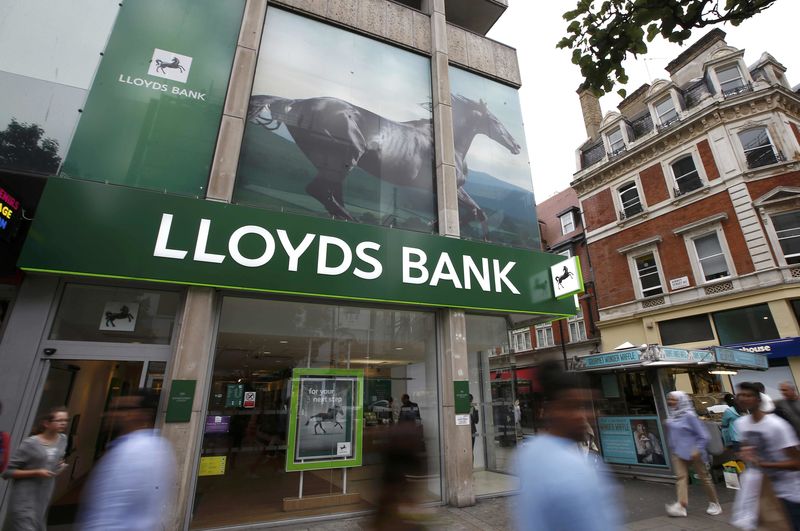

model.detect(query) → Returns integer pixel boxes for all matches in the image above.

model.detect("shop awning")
[568,345,768,372]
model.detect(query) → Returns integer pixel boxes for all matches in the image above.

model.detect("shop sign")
[722,337,800,359]
[98,302,139,331]
[165,379,196,423]
[713,347,769,369]
[60,0,245,196]
[660,348,713,363]
[453,381,471,415]
[598,416,669,468]
[285,368,363,472]
[205,415,230,434]
[225,384,244,408]
[572,349,641,370]
[550,256,583,299]
[20,179,578,316]
[0,186,21,243]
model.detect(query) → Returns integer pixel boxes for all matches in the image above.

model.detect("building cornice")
[572,86,800,197]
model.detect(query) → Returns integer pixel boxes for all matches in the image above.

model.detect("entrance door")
[29,357,166,529]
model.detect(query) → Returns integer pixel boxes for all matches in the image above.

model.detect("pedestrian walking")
[0,401,10,475]
[515,362,622,531]
[664,390,722,517]
[734,382,800,531]
[77,390,176,531]
[2,407,69,531]
[775,382,800,439]
[722,393,743,450]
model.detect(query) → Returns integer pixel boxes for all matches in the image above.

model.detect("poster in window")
[448,66,540,250]
[598,416,669,467]
[236,8,435,234]
[285,368,363,471]
[98,302,139,331]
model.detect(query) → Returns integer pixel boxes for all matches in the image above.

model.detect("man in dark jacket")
[776,381,800,438]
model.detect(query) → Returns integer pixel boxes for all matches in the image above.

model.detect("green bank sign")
[61,0,245,196]
[20,179,577,315]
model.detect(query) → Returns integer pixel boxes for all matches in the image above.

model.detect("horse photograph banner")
[60,0,245,196]
[448,67,539,251]
[286,368,364,472]
[235,8,436,233]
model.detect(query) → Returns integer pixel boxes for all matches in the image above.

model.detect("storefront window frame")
[186,291,446,528]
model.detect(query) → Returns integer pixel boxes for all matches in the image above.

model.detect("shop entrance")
[32,358,166,529]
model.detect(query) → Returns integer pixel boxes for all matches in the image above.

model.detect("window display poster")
[598,416,669,468]
[225,384,244,408]
[285,368,363,472]
[205,415,230,434]
[98,302,139,331]
[198,455,227,476]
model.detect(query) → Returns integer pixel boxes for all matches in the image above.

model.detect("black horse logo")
[554,266,575,289]
[305,406,343,434]
[155,57,185,75]
[105,305,134,327]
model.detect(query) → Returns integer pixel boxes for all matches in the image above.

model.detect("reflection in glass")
[236,9,435,233]
[191,297,440,528]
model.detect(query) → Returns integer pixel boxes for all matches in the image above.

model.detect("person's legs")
[779,498,800,531]
[673,455,689,507]
[690,453,719,504]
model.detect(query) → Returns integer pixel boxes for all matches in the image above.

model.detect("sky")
[488,0,800,204]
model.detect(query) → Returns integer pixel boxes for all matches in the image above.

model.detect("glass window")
[693,232,730,281]
[665,368,723,416]
[511,328,532,352]
[712,304,780,345]
[567,309,587,342]
[658,314,714,345]
[535,323,554,348]
[634,253,663,297]
[466,314,520,495]
[717,65,745,95]
[558,249,572,258]
[618,182,643,219]
[590,371,657,417]
[671,155,703,196]
[560,212,575,234]
[191,298,440,528]
[739,127,778,168]
[771,210,800,264]
[607,127,625,154]
[654,96,678,126]
[48,284,180,344]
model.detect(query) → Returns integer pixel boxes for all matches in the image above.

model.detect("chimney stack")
[577,86,602,139]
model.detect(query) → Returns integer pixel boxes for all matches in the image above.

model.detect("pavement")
[271,477,739,530]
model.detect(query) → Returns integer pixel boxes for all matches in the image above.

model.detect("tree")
[0,118,62,174]
[557,0,779,97]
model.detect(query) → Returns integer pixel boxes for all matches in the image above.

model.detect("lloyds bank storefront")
[0,1,578,528]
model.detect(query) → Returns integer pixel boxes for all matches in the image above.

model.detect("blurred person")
[77,390,176,531]
[398,394,420,424]
[0,401,9,474]
[722,393,743,451]
[469,394,479,450]
[389,397,400,424]
[753,382,776,413]
[735,382,800,531]
[664,391,721,517]
[515,362,621,531]
[371,420,427,530]
[2,407,69,531]
[775,382,800,438]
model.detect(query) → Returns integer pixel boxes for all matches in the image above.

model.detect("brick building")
[572,29,800,392]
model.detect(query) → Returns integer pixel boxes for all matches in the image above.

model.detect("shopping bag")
[723,460,744,490]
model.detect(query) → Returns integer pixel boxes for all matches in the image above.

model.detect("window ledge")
[743,159,798,178]
[673,212,728,235]
[617,209,649,227]
[671,185,710,206]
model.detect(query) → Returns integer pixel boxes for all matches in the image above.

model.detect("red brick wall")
[581,188,616,230]
[746,171,800,200]
[790,123,800,148]
[589,192,754,308]
[639,163,670,205]
[697,139,720,181]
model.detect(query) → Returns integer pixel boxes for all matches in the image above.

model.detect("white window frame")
[616,180,645,220]
[626,247,667,299]
[535,322,554,348]
[667,150,707,198]
[714,63,747,95]
[605,126,626,155]
[511,328,532,352]
[737,126,780,170]
[653,94,680,127]
[683,226,736,284]
[560,212,575,235]
[567,308,587,342]
[764,207,800,266]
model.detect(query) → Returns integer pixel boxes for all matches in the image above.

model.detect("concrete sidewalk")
[271,477,739,530]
